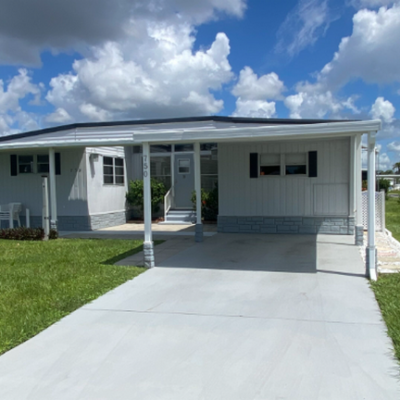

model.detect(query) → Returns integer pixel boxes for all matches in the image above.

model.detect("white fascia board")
[132,120,382,144]
[0,119,381,151]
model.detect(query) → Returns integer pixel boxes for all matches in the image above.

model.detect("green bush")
[191,186,219,221]
[0,227,58,241]
[377,178,391,194]
[126,179,167,217]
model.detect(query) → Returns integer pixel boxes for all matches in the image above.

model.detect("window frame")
[103,156,125,186]
[18,155,35,174]
[259,153,308,177]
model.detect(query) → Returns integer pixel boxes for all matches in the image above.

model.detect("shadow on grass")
[102,240,164,265]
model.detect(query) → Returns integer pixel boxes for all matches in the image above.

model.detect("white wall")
[86,147,127,215]
[0,148,89,216]
[219,137,350,217]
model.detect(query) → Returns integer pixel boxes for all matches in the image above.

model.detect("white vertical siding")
[86,147,127,215]
[0,149,89,216]
[219,137,350,217]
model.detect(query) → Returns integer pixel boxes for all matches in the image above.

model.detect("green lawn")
[0,238,146,355]
[371,197,400,362]
[385,197,400,242]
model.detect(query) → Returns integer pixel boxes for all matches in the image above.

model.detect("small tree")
[126,179,167,218]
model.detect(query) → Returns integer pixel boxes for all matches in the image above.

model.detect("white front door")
[174,154,194,208]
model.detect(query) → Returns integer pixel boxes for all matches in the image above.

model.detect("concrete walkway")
[0,234,399,399]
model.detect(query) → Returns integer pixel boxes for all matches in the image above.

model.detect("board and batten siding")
[0,148,89,216]
[218,137,350,217]
[85,147,127,216]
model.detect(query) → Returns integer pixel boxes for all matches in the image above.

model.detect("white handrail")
[164,187,174,221]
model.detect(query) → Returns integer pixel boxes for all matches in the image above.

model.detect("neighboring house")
[0,116,381,277]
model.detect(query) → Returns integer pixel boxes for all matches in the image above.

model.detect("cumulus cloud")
[370,97,395,123]
[351,0,399,8]
[387,141,400,152]
[232,99,276,118]
[232,67,285,100]
[284,81,358,119]
[231,67,285,117]
[0,0,246,65]
[0,69,41,135]
[321,4,400,88]
[44,108,72,124]
[275,0,332,57]
[45,30,234,121]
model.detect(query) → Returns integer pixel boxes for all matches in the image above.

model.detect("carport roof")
[0,115,381,150]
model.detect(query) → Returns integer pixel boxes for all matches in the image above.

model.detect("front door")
[174,154,194,208]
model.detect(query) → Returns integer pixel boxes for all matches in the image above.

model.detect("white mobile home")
[0,116,381,277]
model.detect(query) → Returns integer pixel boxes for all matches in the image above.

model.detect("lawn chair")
[0,203,22,229]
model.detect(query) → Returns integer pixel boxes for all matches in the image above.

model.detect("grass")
[385,197,400,242]
[0,238,147,355]
[371,275,400,362]
[370,197,400,362]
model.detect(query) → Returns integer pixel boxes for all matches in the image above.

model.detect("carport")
[0,232,398,399]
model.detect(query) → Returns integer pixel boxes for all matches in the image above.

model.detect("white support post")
[26,209,30,228]
[49,148,58,231]
[42,176,50,241]
[142,143,155,268]
[354,134,363,246]
[194,142,203,242]
[367,131,377,280]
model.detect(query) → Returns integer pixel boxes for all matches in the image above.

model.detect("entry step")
[160,209,196,224]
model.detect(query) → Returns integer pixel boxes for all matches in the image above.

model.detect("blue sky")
[0,0,399,169]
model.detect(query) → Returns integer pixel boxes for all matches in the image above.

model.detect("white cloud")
[232,99,276,118]
[45,108,72,124]
[370,97,395,123]
[321,4,400,88]
[0,69,41,135]
[46,29,234,121]
[284,81,357,119]
[387,141,400,152]
[275,0,332,56]
[351,0,399,8]
[0,0,246,65]
[232,67,285,100]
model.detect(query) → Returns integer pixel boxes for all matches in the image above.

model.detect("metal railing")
[164,187,174,221]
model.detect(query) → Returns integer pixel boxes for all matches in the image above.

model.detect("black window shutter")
[55,153,61,175]
[308,151,317,177]
[250,153,258,178]
[10,155,18,176]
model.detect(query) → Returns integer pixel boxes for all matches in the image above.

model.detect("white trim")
[49,148,58,230]
[367,132,377,280]
[0,120,382,151]
[89,209,126,216]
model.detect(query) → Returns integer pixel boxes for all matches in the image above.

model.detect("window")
[37,155,49,173]
[260,154,280,176]
[103,157,125,185]
[201,155,218,190]
[178,159,190,174]
[150,156,171,188]
[285,153,307,175]
[175,144,194,152]
[150,145,171,153]
[18,155,34,174]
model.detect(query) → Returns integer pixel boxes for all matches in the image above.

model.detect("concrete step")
[165,209,196,224]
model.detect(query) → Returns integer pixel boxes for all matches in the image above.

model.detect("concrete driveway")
[0,233,399,399]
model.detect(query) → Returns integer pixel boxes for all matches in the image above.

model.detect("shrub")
[191,186,219,221]
[377,178,391,194]
[0,227,58,241]
[126,179,167,217]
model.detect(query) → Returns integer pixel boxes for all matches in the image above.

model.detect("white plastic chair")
[0,203,22,229]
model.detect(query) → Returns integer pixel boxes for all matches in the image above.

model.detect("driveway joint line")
[82,307,382,326]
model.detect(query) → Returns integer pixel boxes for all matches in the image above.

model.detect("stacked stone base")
[218,216,355,235]
[20,211,127,231]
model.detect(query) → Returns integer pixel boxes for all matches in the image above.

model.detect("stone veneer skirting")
[20,211,127,231]
[218,216,355,235]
